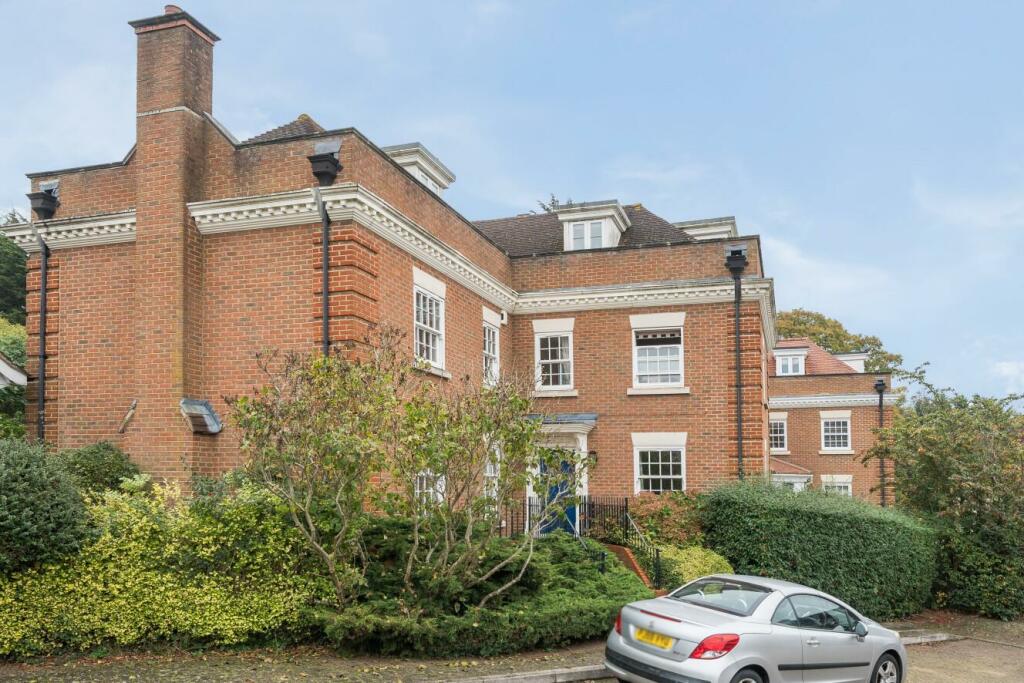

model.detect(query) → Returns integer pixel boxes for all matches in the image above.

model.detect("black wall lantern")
[307,139,342,187]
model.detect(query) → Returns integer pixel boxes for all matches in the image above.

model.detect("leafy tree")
[865,368,1024,618]
[776,308,902,373]
[382,373,588,610]
[229,330,409,607]
[230,327,588,612]
[0,210,27,325]
[0,317,26,437]
[537,194,575,213]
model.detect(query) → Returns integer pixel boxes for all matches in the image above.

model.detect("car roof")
[705,573,817,594]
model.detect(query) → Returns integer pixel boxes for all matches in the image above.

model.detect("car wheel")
[730,669,764,683]
[871,653,901,683]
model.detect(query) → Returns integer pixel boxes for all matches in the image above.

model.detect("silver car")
[605,574,906,683]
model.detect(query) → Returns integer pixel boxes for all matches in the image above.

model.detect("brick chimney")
[127,6,219,482]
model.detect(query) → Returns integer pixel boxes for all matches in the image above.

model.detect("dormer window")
[775,348,808,376]
[571,221,604,250]
[557,201,630,252]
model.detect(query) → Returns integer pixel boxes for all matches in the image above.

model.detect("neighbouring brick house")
[4,6,895,503]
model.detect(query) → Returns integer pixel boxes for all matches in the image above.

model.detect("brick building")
[4,6,895,502]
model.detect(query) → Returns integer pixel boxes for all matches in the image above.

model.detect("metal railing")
[497,495,669,588]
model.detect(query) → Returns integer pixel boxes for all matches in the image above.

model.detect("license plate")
[635,627,675,650]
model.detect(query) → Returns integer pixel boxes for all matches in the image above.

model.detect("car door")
[791,594,874,683]
[770,597,809,683]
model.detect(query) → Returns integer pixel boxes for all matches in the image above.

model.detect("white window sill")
[627,386,690,396]
[415,364,451,380]
[533,389,578,398]
[819,449,855,456]
[770,449,791,456]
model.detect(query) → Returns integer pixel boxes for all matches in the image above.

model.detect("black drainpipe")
[308,143,341,355]
[313,187,331,355]
[27,186,59,443]
[36,236,50,442]
[874,377,887,506]
[725,245,749,479]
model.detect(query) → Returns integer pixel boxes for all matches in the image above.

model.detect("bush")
[0,439,86,575]
[702,481,937,619]
[317,532,651,657]
[0,483,326,657]
[659,545,732,586]
[631,493,703,546]
[54,441,139,495]
[938,530,1024,621]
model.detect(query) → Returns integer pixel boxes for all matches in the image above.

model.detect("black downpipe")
[875,378,887,506]
[314,188,331,356]
[37,236,50,442]
[733,275,743,478]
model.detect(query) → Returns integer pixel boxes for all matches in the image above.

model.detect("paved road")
[0,639,1019,681]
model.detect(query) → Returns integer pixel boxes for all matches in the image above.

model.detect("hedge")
[702,481,937,619]
[0,439,86,575]
[659,545,732,586]
[0,484,325,658]
[317,532,652,657]
[54,441,140,495]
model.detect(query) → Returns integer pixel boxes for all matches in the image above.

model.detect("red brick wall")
[769,374,893,501]
[508,300,766,497]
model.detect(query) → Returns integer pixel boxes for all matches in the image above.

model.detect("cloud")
[912,179,1024,231]
[761,235,894,315]
[991,360,1024,395]
[607,160,707,186]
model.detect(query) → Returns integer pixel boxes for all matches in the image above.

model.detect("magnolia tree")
[230,326,587,611]
[229,328,410,605]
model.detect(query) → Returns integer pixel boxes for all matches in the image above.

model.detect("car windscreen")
[669,577,771,617]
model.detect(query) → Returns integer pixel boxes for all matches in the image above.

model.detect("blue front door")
[539,459,577,534]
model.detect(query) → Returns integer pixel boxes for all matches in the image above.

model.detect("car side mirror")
[854,621,868,638]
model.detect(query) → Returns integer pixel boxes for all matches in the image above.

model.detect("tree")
[0,317,26,437]
[230,327,588,613]
[776,308,902,373]
[536,194,574,213]
[229,330,409,606]
[0,210,27,325]
[382,371,588,610]
[864,368,1024,618]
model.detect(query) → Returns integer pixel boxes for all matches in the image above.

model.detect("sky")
[1,0,1022,397]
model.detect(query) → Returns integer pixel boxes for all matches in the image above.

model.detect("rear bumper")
[605,647,712,683]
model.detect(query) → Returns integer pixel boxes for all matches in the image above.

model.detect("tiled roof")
[473,204,692,257]
[243,114,325,144]
[769,456,812,475]
[771,337,857,376]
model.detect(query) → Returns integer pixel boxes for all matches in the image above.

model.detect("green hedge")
[702,481,937,619]
[54,441,140,495]
[0,439,86,575]
[318,532,651,657]
[940,530,1024,621]
[659,545,732,586]
[0,484,325,658]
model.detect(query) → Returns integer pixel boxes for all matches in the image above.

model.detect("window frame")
[535,333,573,389]
[415,469,446,506]
[775,350,807,376]
[628,312,687,394]
[631,432,688,494]
[821,474,853,496]
[483,321,500,385]
[412,268,447,372]
[769,414,788,453]
[632,328,684,388]
[787,593,860,633]
[820,416,851,452]
[570,220,604,250]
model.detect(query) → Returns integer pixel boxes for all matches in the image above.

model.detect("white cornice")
[516,278,777,347]
[768,393,898,409]
[1,212,136,253]
[187,184,519,311]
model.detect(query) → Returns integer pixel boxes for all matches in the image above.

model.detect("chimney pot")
[165,4,183,14]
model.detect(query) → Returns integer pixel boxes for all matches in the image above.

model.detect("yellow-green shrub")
[0,484,326,658]
[659,545,733,586]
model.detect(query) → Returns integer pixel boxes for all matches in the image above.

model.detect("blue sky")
[2,1,1022,396]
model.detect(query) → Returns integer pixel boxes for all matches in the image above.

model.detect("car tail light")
[689,634,740,660]
[615,610,622,635]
